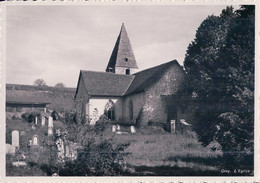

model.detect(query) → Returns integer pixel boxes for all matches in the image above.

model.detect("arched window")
[129,100,133,120]
[104,100,115,120]
[126,69,130,75]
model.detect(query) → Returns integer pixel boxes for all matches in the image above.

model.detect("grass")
[6,120,253,176]
[88,124,223,175]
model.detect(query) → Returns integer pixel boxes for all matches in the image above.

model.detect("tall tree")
[184,7,235,145]
[183,5,254,158]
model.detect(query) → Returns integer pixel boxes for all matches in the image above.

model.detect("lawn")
[6,120,251,176]
[90,124,226,176]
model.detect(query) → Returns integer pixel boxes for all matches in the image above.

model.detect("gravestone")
[130,126,136,134]
[6,144,15,154]
[20,131,26,136]
[48,116,53,127]
[31,124,36,130]
[112,125,116,133]
[41,116,46,127]
[170,120,176,134]
[48,126,53,136]
[29,140,32,146]
[12,130,19,148]
[32,135,39,145]
[116,124,120,131]
[35,117,38,125]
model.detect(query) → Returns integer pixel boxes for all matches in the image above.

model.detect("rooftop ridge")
[133,60,177,76]
[81,69,135,77]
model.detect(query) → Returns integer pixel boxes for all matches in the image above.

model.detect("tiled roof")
[80,70,134,96]
[79,60,180,97]
[6,90,51,104]
[125,60,178,95]
[106,23,138,72]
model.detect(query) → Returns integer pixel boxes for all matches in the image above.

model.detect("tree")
[183,5,254,162]
[54,82,65,88]
[184,6,235,145]
[33,79,46,86]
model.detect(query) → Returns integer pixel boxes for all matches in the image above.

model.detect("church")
[75,23,186,127]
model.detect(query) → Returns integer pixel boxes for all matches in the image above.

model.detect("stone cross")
[12,130,19,148]
[130,126,136,134]
[41,116,46,127]
[48,116,53,127]
[171,120,176,134]
[112,125,116,132]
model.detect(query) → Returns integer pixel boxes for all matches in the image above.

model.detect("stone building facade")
[75,23,186,127]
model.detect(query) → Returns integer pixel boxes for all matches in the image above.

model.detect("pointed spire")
[106,23,138,73]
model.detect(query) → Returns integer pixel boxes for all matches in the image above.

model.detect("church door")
[167,105,177,122]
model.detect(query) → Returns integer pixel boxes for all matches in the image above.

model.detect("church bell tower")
[106,23,138,75]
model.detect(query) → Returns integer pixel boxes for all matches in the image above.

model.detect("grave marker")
[32,135,39,145]
[116,124,120,131]
[130,126,136,134]
[171,120,176,134]
[12,130,19,148]
[112,125,116,132]
[48,116,53,127]
[41,116,46,126]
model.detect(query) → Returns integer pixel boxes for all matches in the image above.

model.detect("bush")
[21,112,41,123]
[65,111,77,124]
[59,139,128,176]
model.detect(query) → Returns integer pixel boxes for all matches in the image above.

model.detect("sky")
[6,5,236,88]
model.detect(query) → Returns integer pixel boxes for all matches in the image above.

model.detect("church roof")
[106,23,138,71]
[79,71,134,97]
[77,60,181,97]
[125,60,179,95]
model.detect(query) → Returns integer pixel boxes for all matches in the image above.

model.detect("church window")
[104,99,115,120]
[124,58,128,62]
[129,100,133,120]
[126,69,130,75]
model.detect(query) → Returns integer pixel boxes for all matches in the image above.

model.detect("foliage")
[59,139,127,176]
[51,110,59,120]
[183,5,254,165]
[21,112,41,123]
[33,79,47,86]
[55,82,66,88]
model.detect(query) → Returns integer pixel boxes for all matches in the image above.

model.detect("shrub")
[59,139,128,176]
[51,111,59,120]
[65,111,77,124]
[21,112,41,123]
[94,115,110,133]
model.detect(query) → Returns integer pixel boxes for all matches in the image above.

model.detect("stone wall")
[141,63,185,125]
[75,76,90,124]
[122,92,144,124]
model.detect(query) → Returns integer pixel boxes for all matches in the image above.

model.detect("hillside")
[6,84,76,112]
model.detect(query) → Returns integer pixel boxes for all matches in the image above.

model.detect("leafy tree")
[55,82,65,88]
[183,5,254,161]
[33,79,46,86]
[184,6,235,145]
